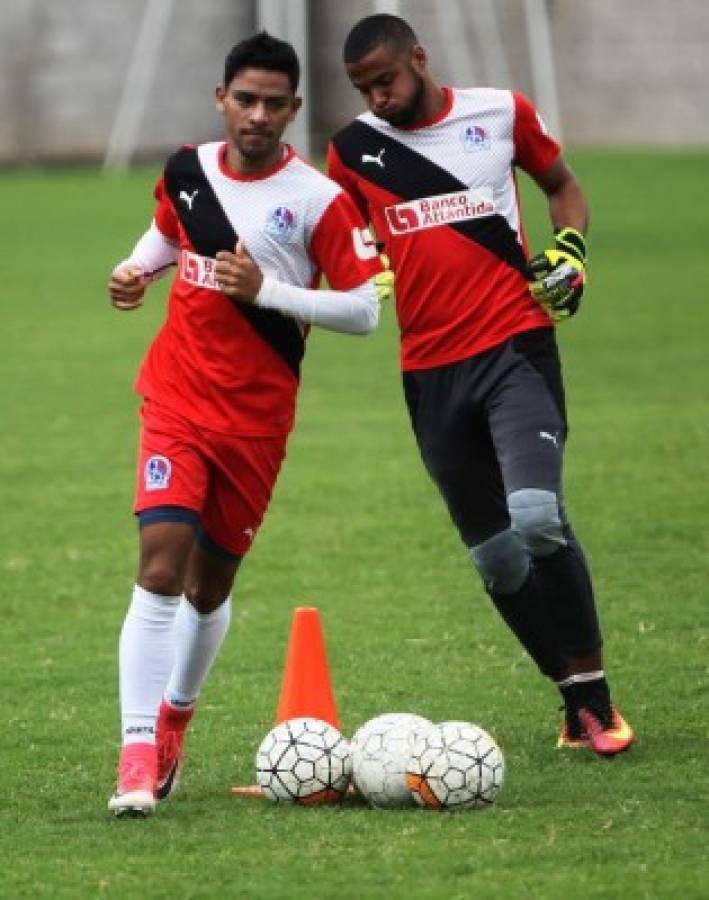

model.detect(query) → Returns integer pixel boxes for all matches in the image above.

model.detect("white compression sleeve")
[254,277,379,334]
[118,220,179,281]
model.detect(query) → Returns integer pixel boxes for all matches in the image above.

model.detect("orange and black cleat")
[556,693,589,750]
[557,676,635,756]
[578,705,635,757]
[556,719,589,750]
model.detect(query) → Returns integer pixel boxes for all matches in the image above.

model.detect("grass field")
[1,150,708,899]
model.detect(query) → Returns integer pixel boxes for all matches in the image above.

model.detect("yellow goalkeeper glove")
[374,253,395,303]
[528,227,586,323]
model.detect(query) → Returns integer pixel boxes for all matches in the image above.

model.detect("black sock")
[559,676,612,729]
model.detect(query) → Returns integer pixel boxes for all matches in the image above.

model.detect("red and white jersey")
[137,142,380,435]
[328,87,560,371]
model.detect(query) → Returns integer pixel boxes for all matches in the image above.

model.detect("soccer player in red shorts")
[106,33,389,816]
[328,15,634,757]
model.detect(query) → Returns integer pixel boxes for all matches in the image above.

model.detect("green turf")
[1,150,707,899]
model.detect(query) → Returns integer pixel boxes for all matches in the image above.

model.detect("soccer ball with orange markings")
[255,717,352,804]
[406,721,504,810]
[351,712,433,808]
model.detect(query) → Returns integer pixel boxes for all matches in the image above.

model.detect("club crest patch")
[145,455,172,491]
[265,205,298,243]
[462,123,491,152]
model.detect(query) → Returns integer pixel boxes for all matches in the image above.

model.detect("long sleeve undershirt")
[117,221,379,335]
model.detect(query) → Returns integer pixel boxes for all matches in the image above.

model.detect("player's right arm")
[108,176,180,312]
[109,221,179,310]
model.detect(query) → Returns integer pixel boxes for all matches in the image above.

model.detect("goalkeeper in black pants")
[328,13,635,755]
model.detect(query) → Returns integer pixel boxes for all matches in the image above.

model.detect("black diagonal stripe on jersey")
[164,147,304,379]
[332,120,527,275]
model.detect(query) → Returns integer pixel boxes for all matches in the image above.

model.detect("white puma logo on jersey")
[179,189,198,210]
[362,148,386,168]
[539,431,559,448]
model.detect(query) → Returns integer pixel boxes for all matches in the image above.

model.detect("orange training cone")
[230,606,340,799]
[275,606,340,729]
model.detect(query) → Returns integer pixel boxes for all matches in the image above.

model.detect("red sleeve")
[153,176,180,241]
[512,92,561,176]
[326,143,370,222]
[309,190,382,291]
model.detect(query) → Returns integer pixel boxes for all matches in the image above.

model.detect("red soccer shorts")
[134,401,288,556]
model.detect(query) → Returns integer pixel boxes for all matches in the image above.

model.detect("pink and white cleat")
[108,742,157,817]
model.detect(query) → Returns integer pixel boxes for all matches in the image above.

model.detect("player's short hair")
[223,31,300,93]
[343,14,418,65]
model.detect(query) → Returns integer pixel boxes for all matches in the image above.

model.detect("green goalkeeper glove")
[374,253,395,303]
[528,227,587,323]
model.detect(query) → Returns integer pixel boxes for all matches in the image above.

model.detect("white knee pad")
[470,528,529,595]
[508,488,566,558]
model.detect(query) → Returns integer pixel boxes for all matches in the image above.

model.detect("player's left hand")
[528,227,586,323]
[215,240,263,303]
[374,254,395,303]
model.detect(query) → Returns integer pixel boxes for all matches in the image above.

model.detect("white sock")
[119,585,181,746]
[164,597,232,708]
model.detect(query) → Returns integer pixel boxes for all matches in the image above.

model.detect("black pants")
[403,327,568,546]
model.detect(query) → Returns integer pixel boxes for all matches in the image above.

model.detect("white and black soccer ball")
[255,717,352,805]
[351,713,433,808]
[406,720,505,810]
